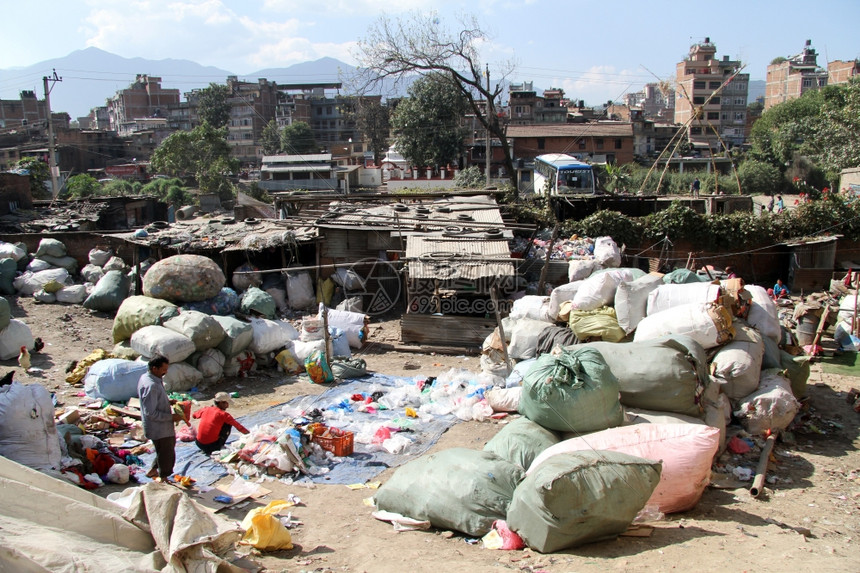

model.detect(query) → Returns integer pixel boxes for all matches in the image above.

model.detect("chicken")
[0,370,13,387]
[18,346,30,371]
[33,338,44,353]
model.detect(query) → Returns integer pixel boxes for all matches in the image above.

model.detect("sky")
[1,0,858,107]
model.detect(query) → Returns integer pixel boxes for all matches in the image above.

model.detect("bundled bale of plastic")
[572,268,635,311]
[634,301,734,350]
[13,268,70,296]
[663,269,707,284]
[584,335,708,417]
[568,306,625,342]
[0,258,17,295]
[84,359,148,402]
[248,317,299,355]
[130,325,196,363]
[0,382,62,471]
[592,236,621,268]
[324,308,368,348]
[55,284,88,304]
[507,451,661,552]
[181,287,240,316]
[286,271,314,310]
[0,319,34,359]
[710,321,765,400]
[188,348,225,385]
[503,317,553,361]
[33,289,56,303]
[112,296,179,343]
[568,259,597,282]
[373,448,525,537]
[548,281,582,322]
[212,315,253,356]
[646,282,722,316]
[0,242,26,262]
[518,346,623,433]
[736,370,801,435]
[143,254,226,303]
[88,247,112,267]
[240,286,277,320]
[82,270,130,312]
[34,238,66,259]
[222,350,256,378]
[80,263,105,284]
[103,256,127,272]
[483,417,561,471]
[231,262,262,292]
[529,424,719,514]
[0,297,10,331]
[510,296,554,323]
[744,285,781,342]
[163,310,226,351]
[162,362,204,392]
[37,254,78,274]
[27,259,53,272]
[614,273,663,334]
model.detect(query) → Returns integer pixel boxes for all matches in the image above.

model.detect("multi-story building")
[0,91,49,131]
[223,76,280,166]
[507,123,635,165]
[828,60,860,85]
[764,40,828,110]
[674,37,749,150]
[507,82,568,124]
[624,83,675,120]
[106,75,180,137]
[56,129,126,175]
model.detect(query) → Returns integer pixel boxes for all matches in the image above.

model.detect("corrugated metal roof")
[406,235,514,279]
[262,165,333,173]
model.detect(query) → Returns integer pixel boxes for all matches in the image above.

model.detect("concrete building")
[507,82,568,124]
[56,129,126,175]
[259,153,340,192]
[675,38,749,150]
[222,77,281,166]
[764,40,828,110]
[624,83,675,120]
[828,60,860,85]
[0,91,48,131]
[106,75,180,137]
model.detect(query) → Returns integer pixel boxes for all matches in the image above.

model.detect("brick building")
[56,129,126,175]
[828,60,860,85]
[106,75,180,137]
[764,40,828,110]
[507,123,635,165]
[675,37,749,150]
[0,91,48,131]
[507,82,568,125]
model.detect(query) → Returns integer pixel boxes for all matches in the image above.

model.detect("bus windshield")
[557,168,594,193]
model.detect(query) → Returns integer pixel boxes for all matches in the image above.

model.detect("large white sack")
[80,264,105,284]
[0,242,26,262]
[745,285,780,342]
[0,382,62,471]
[55,284,88,304]
[646,282,722,316]
[503,317,553,360]
[710,323,765,400]
[293,339,326,362]
[529,423,720,514]
[286,272,315,310]
[634,302,734,350]
[548,281,582,321]
[26,258,53,272]
[485,386,521,412]
[162,362,204,392]
[193,348,226,383]
[510,295,554,323]
[838,293,860,325]
[162,310,226,351]
[34,238,66,259]
[37,254,78,273]
[736,370,801,435]
[615,274,663,334]
[593,236,621,268]
[88,247,112,267]
[325,308,368,348]
[248,317,299,355]
[568,259,597,282]
[84,359,148,402]
[572,268,634,311]
[0,319,34,360]
[102,256,127,271]
[130,325,196,363]
[13,268,70,296]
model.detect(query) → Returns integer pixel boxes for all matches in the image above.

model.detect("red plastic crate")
[310,425,354,457]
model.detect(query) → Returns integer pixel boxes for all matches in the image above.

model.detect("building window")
[735,112,744,121]
[693,96,705,104]
[722,113,728,121]
[326,106,333,115]
[595,138,604,150]
[803,79,813,87]
[578,140,586,149]
[711,97,720,104]
[316,108,322,116]
[537,138,545,150]
[614,138,622,149]
[694,81,706,89]
[735,98,745,105]
[690,127,702,135]
[709,81,722,89]
[707,112,719,120]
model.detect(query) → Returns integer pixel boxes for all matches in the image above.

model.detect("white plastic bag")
[0,319,34,360]
[593,236,621,268]
[163,362,204,392]
[286,272,315,310]
[130,325,196,363]
[572,269,634,311]
[510,296,554,323]
[248,317,299,355]
[736,370,801,435]
[746,285,780,342]
[55,284,88,304]
[0,382,62,471]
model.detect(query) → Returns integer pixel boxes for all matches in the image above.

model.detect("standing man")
[193,392,250,455]
[691,177,701,198]
[138,356,181,482]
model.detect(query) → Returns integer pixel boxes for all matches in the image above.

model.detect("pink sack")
[176,424,197,442]
[528,423,720,514]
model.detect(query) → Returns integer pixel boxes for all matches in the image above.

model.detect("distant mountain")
[0,48,366,120]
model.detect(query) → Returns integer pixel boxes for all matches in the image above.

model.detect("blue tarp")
[140,373,459,486]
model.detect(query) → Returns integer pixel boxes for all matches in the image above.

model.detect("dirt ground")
[6,294,860,573]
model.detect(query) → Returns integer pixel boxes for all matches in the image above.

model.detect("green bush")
[738,160,782,196]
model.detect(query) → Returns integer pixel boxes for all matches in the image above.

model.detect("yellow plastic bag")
[240,500,295,551]
[316,277,335,306]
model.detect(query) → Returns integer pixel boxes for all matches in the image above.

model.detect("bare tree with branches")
[351,11,517,194]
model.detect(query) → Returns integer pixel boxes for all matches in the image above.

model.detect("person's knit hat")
[214,392,232,406]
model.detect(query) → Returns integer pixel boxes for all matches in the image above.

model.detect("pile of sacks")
[79,254,370,402]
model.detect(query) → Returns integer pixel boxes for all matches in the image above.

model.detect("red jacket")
[192,406,249,444]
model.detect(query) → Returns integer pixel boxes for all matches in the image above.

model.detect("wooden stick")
[750,432,777,498]
[810,306,831,349]
[490,285,513,372]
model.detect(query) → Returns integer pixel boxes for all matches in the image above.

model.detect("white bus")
[533,153,596,196]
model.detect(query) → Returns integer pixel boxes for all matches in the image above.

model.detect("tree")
[737,160,783,196]
[14,157,52,199]
[280,122,318,154]
[453,166,484,188]
[354,12,517,193]
[601,163,633,194]
[151,123,238,199]
[349,97,390,164]
[103,179,136,196]
[65,174,101,198]
[197,83,231,128]
[390,73,468,168]
[808,77,860,180]
[261,119,282,155]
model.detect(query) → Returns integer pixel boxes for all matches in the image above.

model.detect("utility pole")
[43,69,62,197]
[485,64,492,188]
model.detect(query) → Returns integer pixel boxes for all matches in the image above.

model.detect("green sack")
[82,270,130,313]
[663,268,707,284]
[163,310,227,351]
[240,286,277,320]
[0,258,16,296]
[568,306,626,342]
[212,315,253,356]
[112,295,179,343]
[374,448,525,537]
[330,358,367,379]
[519,347,623,433]
[583,335,708,417]
[0,296,10,331]
[780,350,811,399]
[506,451,662,553]
[483,417,560,471]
